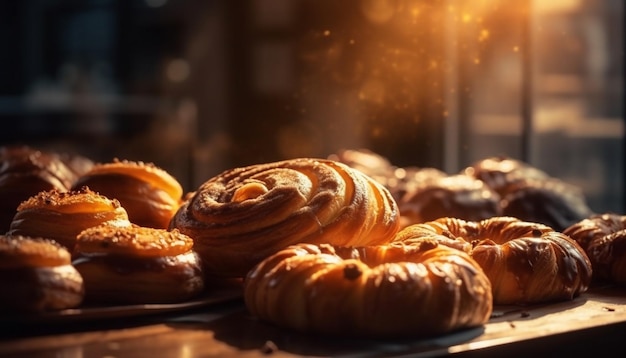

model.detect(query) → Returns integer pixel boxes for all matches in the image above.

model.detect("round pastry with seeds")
[0,235,84,312]
[8,187,131,250]
[73,224,204,304]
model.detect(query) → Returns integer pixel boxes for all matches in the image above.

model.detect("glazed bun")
[170,158,400,278]
[8,187,131,250]
[0,235,84,312]
[395,217,593,305]
[463,156,549,196]
[563,213,626,285]
[244,240,492,338]
[0,145,93,232]
[72,159,184,229]
[73,224,204,304]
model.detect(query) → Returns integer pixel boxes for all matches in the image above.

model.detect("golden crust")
[170,158,401,278]
[244,241,493,338]
[0,235,71,269]
[72,159,183,229]
[75,225,194,258]
[394,216,593,305]
[8,188,131,250]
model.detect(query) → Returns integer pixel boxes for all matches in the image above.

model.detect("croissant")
[72,224,204,304]
[563,213,626,285]
[244,240,493,338]
[0,235,84,312]
[170,158,400,278]
[71,159,184,229]
[394,216,593,305]
[8,187,131,250]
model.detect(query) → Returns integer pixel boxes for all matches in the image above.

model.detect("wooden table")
[1,284,625,357]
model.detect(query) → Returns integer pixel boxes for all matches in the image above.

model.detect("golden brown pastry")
[394,217,593,305]
[463,156,550,196]
[170,158,401,278]
[8,187,131,250]
[0,235,84,312]
[244,240,493,338]
[563,213,626,285]
[397,174,502,228]
[0,145,93,233]
[71,159,184,229]
[72,224,204,304]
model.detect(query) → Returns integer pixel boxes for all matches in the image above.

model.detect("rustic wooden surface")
[1,284,625,357]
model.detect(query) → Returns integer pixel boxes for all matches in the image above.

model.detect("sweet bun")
[0,235,84,312]
[463,156,549,196]
[8,187,131,250]
[244,240,492,338]
[170,158,401,278]
[395,217,593,305]
[397,174,502,227]
[72,159,184,229]
[0,145,93,232]
[73,224,204,304]
[563,213,626,285]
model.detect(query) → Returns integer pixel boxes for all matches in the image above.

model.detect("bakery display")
[563,213,626,285]
[8,187,132,250]
[72,224,204,304]
[0,145,93,233]
[244,240,492,338]
[394,216,593,305]
[71,159,184,229]
[0,234,84,312]
[397,174,502,227]
[170,158,401,278]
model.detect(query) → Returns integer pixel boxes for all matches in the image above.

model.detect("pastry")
[170,158,400,278]
[244,240,492,338]
[0,145,93,232]
[0,235,84,312]
[563,213,626,285]
[463,156,550,196]
[71,159,184,229]
[72,224,204,304]
[394,216,593,305]
[8,187,131,250]
[397,174,502,227]
[500,177,594,232]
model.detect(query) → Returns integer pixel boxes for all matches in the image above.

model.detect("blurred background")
[0,0,623,213]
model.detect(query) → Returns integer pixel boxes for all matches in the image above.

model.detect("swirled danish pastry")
[170,158,400,278]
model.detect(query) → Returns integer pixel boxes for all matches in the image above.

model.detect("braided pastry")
[170,158,400,278]
[8,187,131,250]
[563,213,626,285]
[0,235,84,312]
[394,217,592,305]
[72,159,184,229]
[244,240,492,338]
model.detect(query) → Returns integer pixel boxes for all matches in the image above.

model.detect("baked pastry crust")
[244,240,492,338]
[8,187,131,250]
[0,235,84,312]
[395,216,593,305]
[72,159,184,229]
[73,224,204,304]
[563,213,626,285]
[170,158,401,278]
